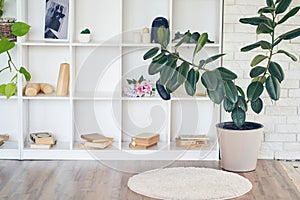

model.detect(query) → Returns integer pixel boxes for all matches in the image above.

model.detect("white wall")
[224,0,300,159]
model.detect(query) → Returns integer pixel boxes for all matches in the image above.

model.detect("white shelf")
[2,0,223,160]
[0,141,18,150]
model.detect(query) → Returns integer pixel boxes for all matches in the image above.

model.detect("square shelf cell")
[0,100,19,141]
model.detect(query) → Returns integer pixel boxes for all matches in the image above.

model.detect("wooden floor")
[0,160,299,200]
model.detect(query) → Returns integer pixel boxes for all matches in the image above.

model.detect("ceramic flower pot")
[78,33,91,43]
[216,122,263,172]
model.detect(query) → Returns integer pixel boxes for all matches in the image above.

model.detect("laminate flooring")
[0,160,299,200]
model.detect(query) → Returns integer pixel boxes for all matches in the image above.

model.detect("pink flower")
[137,81,152,95]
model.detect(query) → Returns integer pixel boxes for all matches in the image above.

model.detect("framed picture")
[44,0,69,41]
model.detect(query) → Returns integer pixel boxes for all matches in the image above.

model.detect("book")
[177,134,208,141]
[175,138,208,146]
[30,143,53,149]
[30,132,56,145]
[83,141,112,149]
[129,141,158,149]
[175,143,209,149]
[0,134,9,142]
[131,133,160,145]
[0,141,4,146]
[81,133,113,143]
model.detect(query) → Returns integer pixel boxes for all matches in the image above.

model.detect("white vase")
[78,34,91,43]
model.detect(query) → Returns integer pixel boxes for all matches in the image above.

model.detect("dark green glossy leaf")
[148,55,168,75]
[279,27,300,40]
[241,41,261,52]
[278,6,300,24]
[143,47,159,60]
[231,107,246,127]
[269,61,284,82]
[266,75,280,100]
[157,26,170,48]
[156,80,170,100]
[160,58,176,85]
[236,85,245,98]
[207,81,225,104]
[0,38,15,54]
[177,61,190,85]
[252,76,266,83]
[185,69,197,96]
[175,31,191,48]
[201,70,219,91]
[256,23,273,34]
[216,67,238,81]
[12,22,30,37]
[239,16,270,26]
[205,53,225,64]
[223,96,235,112]
[5,83,17,99]
[258,7,275,14]
[247,81,264,101]
[251,55,268,67]
[19,67,31,81]
[267,0,274,7]
[251,98,263,114]
[277,49,297,61]
[260,41,272,49]
[193,33,208,58]
[224,81,238,103]
[152,52,165,61]
[198,60,206,69]
[250,66,266,78]
[273,38,283,47]
[275,0,292,14]
[238,96,248,112]
[166,69,181,93]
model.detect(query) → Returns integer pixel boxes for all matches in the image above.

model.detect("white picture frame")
[44,0,69,41]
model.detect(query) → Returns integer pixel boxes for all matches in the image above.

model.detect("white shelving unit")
[0,0,223,160]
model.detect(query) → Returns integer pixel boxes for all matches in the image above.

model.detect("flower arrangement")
[124,75,156,97]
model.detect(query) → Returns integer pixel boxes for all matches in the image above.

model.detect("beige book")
[83,141,112,149]
[0,134,9,141]
[131,133,160,145]
[81,133,113,143]
[30,143,53,149]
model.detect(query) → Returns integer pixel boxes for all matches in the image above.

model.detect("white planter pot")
[216,122,263,172]
[78,34,91,43]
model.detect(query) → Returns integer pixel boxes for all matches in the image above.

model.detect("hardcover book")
[81,133,113,143]
[30,132,56,145]
[129,141,158,149]
[131,133,160,145]
[30,143,53,149]
[83,141,112,149]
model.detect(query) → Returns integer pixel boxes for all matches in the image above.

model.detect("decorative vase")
[78,33,91,43]
[216,122,263,172]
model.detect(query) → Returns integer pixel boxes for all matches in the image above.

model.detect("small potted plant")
[78,28,91,43]
[143,0,300,172]
[0,0,17,41]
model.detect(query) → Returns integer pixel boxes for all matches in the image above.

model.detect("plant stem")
[6,51,18,72]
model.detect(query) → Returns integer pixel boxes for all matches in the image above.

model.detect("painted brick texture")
[224,0,300,159]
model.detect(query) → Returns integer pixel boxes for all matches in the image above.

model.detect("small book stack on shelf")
[0,134,9,146]
[80,133,113,149]
[129,133,160,149]
[30,132,56,149]
[175,134,209,149]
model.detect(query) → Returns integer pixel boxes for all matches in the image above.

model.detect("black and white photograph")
[44,0,69,40]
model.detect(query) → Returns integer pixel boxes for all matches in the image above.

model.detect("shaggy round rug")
[128,167,252,200]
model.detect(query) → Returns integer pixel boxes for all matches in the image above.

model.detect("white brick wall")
[224,0,300,160]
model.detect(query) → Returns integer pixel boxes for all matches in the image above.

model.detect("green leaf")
[19,67,31,81]
[258,7,275,14]
[238,96,248,112]
[250,55,268,67]
[0,84,6,95]
[279,27,300,40]
[250,66,266,78]
[252,76,266,83]
[247,81,264,101]
[239,16,270,26]
[156,80,170,100]
[236,85,245,98]
[205,53,225,64]
[193,33,208,58]
[260,41,272,49]
[273,38,283,47]
[266,76,281,100]
[275,0,292,14]
[148,55,168,75]
[143,47,159,60]
[216,67,237,81]
[127,79,132,84]
[269,61,284,82]
[223,96,235,112]
[166,69,180,93]
[177,61,190,85]
[231,107,246,127]
[207,81,225,104]
[175,31,191,48]
[0,38,15,54]
[198,60,206,69]
[11,22,31,37]
[256,23,273,34]
[201,70,219,91]
[138,75,144,83]
[251,98,263,114]
[184,69,197,96]
[224,81,238,103]
[267,0,274,7]
[278,6,300,24]
[157,26,170,48]
[241,41,261,52]
[160,58,176,85]
[277,49,297,61]
[5,83,17,98]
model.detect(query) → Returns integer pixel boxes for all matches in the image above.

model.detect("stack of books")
[129,133,160,149]
[80,133,113,149]
[0,134,9,146]
[30,132,56,149]
[175,134,209,149]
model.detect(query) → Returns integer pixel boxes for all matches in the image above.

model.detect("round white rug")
[128,167,252,200]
